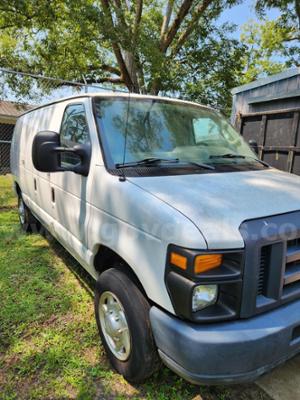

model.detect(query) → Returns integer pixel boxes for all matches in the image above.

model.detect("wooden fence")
[236,108,300,174]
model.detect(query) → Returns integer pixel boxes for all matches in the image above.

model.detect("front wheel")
[94,268,160,383]
[18,195,39,233]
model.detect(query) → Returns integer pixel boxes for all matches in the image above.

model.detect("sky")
[218,0,281,37]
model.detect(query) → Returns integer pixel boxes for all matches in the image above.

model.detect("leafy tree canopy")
[0,0,244,112]
[240,0,300,82]
[0,1,298,113]
[255,0,300,29]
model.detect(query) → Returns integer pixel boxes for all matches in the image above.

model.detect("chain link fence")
[0,68,123,174]
[0,123,14,174]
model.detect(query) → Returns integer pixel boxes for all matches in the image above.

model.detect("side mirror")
[248,139,259,155]
[32,130,91,176]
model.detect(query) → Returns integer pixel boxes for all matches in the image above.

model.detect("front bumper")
[150,299,300,385]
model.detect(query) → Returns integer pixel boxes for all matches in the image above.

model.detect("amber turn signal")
[170,252,188,270]
[194,254,222,274]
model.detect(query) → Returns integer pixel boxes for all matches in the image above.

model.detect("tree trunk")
[123,50,140,93]
[149,80,160,95]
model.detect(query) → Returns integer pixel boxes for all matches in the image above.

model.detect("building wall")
[231,74,300,124]
[231,72,300,176]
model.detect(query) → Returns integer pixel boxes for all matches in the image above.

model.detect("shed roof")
[231,68,300,95]
[0,100,32,118]
[247,88,300,105]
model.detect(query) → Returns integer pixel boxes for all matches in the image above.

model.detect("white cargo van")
[10,93,300,384]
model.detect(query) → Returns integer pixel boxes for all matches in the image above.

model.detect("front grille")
[240,213,300,318]
[282,239,300,296]
[257,239,300,305]
[257,246,270,296]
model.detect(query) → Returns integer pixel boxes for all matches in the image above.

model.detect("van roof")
[20,92,214,116]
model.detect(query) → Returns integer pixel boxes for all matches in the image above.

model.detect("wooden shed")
[231,68,300,174]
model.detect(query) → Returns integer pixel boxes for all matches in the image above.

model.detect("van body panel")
[12,103,64,221]
[49,99,97,257]
[87,165,207,312]
[129,168,300,249]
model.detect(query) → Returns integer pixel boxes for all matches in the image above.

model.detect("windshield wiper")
[209,153,269,168]
[116,157,215,170]
[246,156,270,167]
[115,157,180,169]
[210,153,246,160]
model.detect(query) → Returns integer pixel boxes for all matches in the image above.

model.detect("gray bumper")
[150,300,300,385]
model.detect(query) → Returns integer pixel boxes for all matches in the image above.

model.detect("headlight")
[166,244,243,322]
[192,284,218,312]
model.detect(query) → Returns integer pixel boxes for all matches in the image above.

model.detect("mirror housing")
[32,130,91,176]
[32,131,61,172]
[248,139,259,155]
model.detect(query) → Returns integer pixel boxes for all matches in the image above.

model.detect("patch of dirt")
[106,378,140,398]
[83,346,100,364]
[0,205,16,211]
[200,383,273,400]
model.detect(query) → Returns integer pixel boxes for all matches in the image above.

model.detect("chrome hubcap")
[18,198,25,225]
[99,291,131,361]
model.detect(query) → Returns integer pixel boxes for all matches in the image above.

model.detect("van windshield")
[94,98,258,171]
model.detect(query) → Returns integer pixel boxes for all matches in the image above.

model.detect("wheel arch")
[93,244,148,299]
[14,181,22,196]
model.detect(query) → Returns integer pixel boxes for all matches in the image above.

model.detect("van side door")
[50,99,94,267]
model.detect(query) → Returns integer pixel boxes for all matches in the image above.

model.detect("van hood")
[128,168,300,249]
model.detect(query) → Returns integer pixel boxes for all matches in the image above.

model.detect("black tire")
[94,268,160,383]
[18,195,40,233]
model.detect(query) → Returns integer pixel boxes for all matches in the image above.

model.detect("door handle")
[51,187,55,203]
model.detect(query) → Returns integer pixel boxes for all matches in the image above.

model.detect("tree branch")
[150,0,194,94]
[283,35,300,42]
[112,0,130,32]
[131,0,145,90]
[100,0,134,90]
[295,0,300,30]
[113,45,134,88]
[171,0,213,56]
[95,77,124,83]
[160,0,174,42]
[113,0,122,7]
[136,58,146,92]
[51,76,124,87]
[160,0,194,53]
[84,64,121,76]
[133,0,143,46]
[100,64,121,75]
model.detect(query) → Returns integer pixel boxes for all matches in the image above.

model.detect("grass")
[0,175,272,400]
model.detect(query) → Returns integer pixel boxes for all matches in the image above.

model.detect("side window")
[60,104,90,167]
